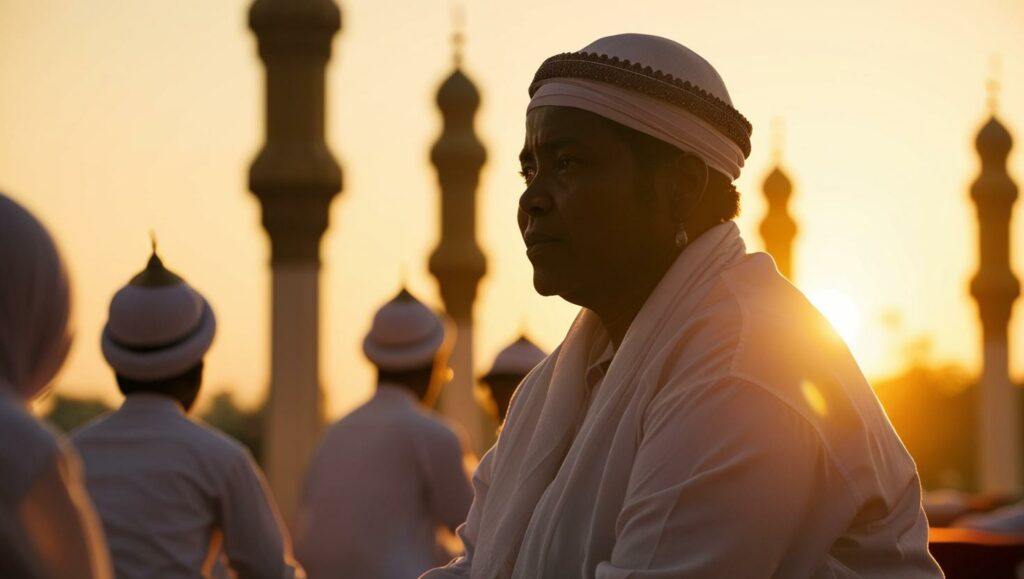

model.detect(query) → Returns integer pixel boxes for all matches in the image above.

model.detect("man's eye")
[557,157,580,171]
[519,167,536,184]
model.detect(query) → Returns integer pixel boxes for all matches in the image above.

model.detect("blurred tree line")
[44,391,265,463]
[42,355,1024,492]
[872,336,1024,494]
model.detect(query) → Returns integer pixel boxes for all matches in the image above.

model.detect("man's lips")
[523,232,561,248]
[524,232,563,258]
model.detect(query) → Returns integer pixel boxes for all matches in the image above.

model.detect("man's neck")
[593,248,680,350]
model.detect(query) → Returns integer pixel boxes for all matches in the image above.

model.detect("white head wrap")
[102,252,216,381]
[363,288,452,372]
[0,193,73,401]
[527,33,751,180]
[482,336,547,381]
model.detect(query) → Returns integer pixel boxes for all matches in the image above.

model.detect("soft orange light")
[807,288,861,345]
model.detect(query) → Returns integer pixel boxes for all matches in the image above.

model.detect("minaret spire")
[451,3,465,68]
[428,24,489,454]
[759,118,798,280]
[970,72,1020,494]
[987,55,1001,114]
[248,0,343,526]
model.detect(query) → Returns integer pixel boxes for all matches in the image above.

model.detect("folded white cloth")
[424,222,941,578]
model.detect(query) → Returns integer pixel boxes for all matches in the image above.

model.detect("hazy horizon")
[2,0,1022,419]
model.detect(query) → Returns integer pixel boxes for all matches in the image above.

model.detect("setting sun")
[807,288,862,344]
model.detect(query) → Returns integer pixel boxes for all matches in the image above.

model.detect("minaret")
[248,0,342,524]
[759,120,797,279]
[969,71,1021,494]
[428,20,488,455]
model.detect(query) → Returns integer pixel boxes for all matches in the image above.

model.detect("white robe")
[72,394,299,579]
[424,222,942,579]
[295,385,473,579]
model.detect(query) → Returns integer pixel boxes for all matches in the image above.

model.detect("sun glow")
[807,288,862,344]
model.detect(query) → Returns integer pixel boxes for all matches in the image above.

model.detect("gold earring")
[674,223,688,249]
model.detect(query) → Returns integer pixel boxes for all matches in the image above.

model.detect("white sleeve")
[219,451,303,579]
[419,444,495,578]
[596,379,849,578]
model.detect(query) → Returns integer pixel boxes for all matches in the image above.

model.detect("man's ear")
[659,153,709,218]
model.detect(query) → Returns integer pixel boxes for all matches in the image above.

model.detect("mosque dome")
[976,116,1013,160]
[763,166,792,201]
[436,68,480,114]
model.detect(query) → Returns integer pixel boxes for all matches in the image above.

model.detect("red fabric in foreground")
[929,527,1024,579]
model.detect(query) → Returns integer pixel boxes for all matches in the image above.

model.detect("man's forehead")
[522,106,615,151]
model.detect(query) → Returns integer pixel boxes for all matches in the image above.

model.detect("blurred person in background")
[72,248,301,579]
[295,288,472,579]
[478,335,546,423]
[425,33,942,578]
[0,192,112,578]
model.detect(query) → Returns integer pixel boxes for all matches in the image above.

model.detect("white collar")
[121,392,186,416]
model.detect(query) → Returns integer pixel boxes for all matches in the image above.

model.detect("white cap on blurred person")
[363,288,451,372]
[0,193,73,400]
[101,247,216,382]
[482,335,547,382]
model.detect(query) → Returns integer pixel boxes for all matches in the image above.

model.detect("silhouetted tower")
[428,25,488,454]
[969,75,1020,494]
[248,0,342,524]
[760,121,797,279]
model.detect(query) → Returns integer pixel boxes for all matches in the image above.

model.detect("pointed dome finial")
[987,54,1002,115]
[771,117,784,164]
[131,234,184,288]
[451,3,465,68]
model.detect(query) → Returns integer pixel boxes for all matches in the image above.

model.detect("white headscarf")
[527,33,751,180]
[0,193,73,400]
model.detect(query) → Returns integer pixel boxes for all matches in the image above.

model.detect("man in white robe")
[73,249,301,579]
[424,33,943,578]
[295,288,473,579]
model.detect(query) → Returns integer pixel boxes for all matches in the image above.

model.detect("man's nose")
[518,182,552,217]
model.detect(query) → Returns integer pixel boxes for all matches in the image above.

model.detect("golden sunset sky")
[1,0,1022,418]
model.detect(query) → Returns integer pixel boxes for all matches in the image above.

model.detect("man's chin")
[531,272,563,297]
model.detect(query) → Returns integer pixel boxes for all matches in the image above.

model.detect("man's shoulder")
[183,418,251,460]
[403,407,464,447]
[69,410,117,444]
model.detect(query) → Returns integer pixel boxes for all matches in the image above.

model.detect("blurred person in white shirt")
[73,248,301,579]
[296,288,473,579]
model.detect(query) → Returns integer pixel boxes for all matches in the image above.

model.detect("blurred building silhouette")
[428,27,489,455]
[759,123,797,280]
[969,79,1021,495]
[248,0,343,525]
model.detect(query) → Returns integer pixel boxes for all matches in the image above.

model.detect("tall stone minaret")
[969,73,1021,495]
[428,23,488,455]
[248,0,342,525]
[759,121,797,280]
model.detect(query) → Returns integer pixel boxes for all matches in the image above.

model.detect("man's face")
[518,106,670,307]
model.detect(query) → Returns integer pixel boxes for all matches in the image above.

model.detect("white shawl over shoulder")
[425,222,940,579]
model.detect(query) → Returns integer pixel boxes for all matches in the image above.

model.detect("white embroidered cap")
[528,33,752,180]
